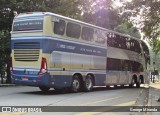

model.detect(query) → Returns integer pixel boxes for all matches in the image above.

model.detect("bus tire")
[70,75,81,93]
[136,82,140,88]
[129,78,135,88]
[39,86,50,92]
[83,75,93,92]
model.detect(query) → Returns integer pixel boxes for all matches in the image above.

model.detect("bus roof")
[15,12,141,41]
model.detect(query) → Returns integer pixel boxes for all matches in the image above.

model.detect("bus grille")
[14,42,40,61]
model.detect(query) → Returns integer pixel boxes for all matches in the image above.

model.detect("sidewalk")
[148,82,160,114]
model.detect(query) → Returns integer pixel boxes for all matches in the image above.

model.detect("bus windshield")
[13,20,43,31]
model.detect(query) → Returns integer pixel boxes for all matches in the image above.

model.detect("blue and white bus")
[10,12,150,92]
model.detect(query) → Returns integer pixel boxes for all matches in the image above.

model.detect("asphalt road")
[0,85,149,115]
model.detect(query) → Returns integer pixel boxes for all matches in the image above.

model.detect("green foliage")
[14,0,82,20]
[0,30,10,82]
[0,0,15,31]
[152,39,160,54]
[81,0,122,30]
[114,21,141,38]
[124,0,160,50]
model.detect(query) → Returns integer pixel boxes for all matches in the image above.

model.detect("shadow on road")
[16,85,146,95]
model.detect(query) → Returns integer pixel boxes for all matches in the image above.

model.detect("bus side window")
[126,38,131,50]
[141,41,150,65]
[121,37,127,49]
[116,35,121,48]
[54,19,66,35]
[82,26,94,41]
[107,33,112,46]
[130,39,135,51]
[107,33,116,47]
[94,30,105,44]
[107,58,121,70]
[66,22,81,39]
[134,40,141,53]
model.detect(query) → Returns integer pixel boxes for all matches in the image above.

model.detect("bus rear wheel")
[70,75,81,93]
[39,86,50,92]
[83,75,93,92]
[129,78,135,88]
[136,82,140,88]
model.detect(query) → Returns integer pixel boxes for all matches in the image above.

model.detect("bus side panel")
[50,50,106,88]
[94,74,106,86]
[106,71,120,85]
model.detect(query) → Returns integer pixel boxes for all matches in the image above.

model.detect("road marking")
[76,100,136,115]
[77,96,122,106]
[114,100,135,106]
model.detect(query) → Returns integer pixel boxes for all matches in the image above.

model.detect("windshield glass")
[13,20,43,31]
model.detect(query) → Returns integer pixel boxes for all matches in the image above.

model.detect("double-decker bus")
[10,12,150,92]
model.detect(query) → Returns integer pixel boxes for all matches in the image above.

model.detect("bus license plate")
[22,77,28,81]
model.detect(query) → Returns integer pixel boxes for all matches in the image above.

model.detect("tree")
[114,21,140,38]
[0,0,15,83]
[14,0,82,20]
[123,0,160,41]
[0,30,10,83]
[0,0,84,83]
[81,0,123,30]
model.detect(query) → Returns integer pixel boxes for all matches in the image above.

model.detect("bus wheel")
[70,75,81,93]
[39,86,50,92]
[129,78,135,88]
[136,82,140,88]
[83,75,93,92]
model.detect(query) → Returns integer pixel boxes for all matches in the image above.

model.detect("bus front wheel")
[83,75,93,92]
[70,75,81,93]
[39,86,50,92]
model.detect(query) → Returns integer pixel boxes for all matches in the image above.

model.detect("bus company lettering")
[11,107,42,112]
[56,43,75,50]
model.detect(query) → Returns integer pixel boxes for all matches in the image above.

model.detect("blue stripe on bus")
[11,38,107,57]
[12,73,107,88]
[11,35,106,48]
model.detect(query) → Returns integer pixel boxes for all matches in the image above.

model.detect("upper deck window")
[66,22,81,39]
[94,30,106,44]
[54,19,66,35]
[82,26,94,41]
[13,20,43,31]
